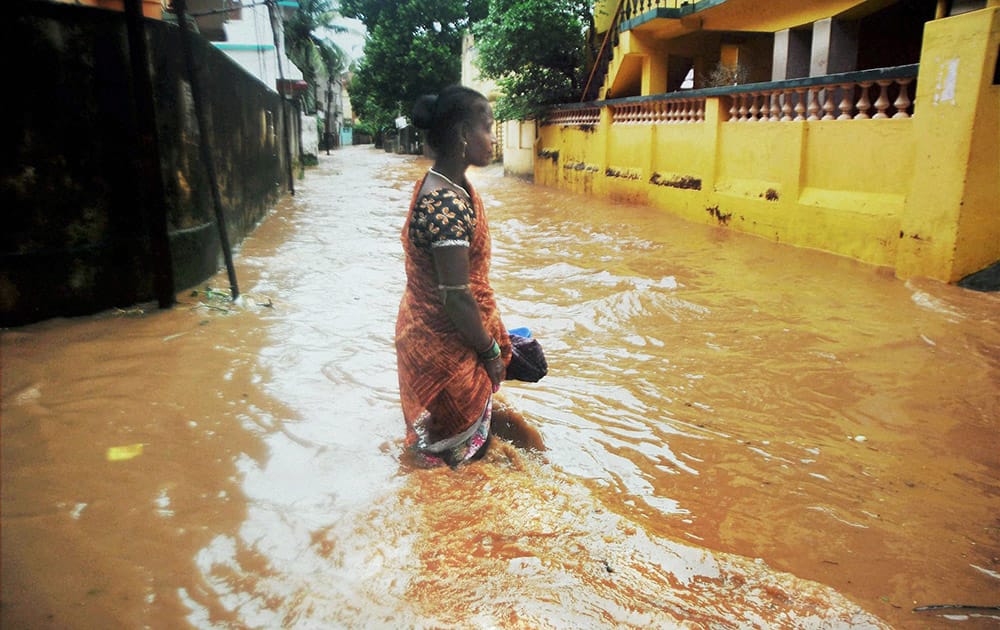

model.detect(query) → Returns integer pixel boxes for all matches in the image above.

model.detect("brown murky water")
[2,146,998,629]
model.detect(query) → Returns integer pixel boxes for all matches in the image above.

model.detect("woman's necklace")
[428,168,470,198]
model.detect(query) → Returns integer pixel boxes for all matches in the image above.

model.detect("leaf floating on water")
[106,443,144,461]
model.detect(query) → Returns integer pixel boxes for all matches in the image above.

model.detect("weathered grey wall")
[1,1,295,326]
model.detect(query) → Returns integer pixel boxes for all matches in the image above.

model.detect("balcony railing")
[557,64,918,126]
[621,0,720,28]
[622,0,688,22]
[546,107,602,126]
[725,72,915,122]
[584,1,702,102]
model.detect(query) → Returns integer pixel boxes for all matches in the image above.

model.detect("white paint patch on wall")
[933,58,960,105]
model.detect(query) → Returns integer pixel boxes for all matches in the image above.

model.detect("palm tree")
[284,0,348,113]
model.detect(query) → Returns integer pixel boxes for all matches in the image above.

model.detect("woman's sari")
[395,176,510,466]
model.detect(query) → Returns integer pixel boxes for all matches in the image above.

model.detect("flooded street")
[3,145,999,628]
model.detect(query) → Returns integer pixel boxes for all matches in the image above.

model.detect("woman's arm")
[432,245,505,389]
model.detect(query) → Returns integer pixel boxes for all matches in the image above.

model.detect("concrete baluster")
[854,81,872,119]
[748,92,759,122]
[837,83,853,120]
[873,80,892,119]
[821,87,837,120]
[807,88,821,120]
[793,89,807,120]
[770,93,781,121]
[758,91,770,121]
[780,92,793,121]
[892,78,913,119]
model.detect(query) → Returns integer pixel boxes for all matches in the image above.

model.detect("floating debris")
[106,443,144,461]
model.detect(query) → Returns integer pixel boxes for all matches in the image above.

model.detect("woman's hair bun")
[411,94,438,130]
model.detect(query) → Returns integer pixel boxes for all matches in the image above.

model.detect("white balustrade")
[545,108,601,127]
[548,74,914,127]
[610,99,706,125]
[723,75,915,122]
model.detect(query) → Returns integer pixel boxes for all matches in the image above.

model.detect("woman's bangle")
[477,338,501,362]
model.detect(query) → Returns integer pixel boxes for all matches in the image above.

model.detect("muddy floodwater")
[3,146,999,628]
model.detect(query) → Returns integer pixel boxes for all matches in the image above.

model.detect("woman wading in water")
[395,86,511,468]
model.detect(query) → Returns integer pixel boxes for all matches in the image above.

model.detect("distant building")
[194,0,304,93]
[315,69,354,149]
[461,32,509,164]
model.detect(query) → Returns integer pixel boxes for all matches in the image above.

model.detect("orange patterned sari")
[395,177,511,449]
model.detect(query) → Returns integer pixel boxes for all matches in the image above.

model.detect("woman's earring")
[461,139,468,159]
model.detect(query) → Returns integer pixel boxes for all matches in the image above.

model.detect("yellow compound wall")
[537,7,1000,283]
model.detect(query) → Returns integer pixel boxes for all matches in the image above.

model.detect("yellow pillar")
[720,44,740,69]
[597,106,613,196]
[643,54,668,95]
[702,98,722,194]
[897,7,1000,282]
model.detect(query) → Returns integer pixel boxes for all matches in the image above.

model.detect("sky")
[325,15,366,63]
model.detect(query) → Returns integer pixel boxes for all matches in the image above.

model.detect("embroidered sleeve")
[409,189,476,250]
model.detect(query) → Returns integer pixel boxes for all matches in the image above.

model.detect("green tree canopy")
[342,0,486,132]
[472,0,592,120]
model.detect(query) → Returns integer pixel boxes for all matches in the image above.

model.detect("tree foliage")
[283,0,348,112]
[341,0,485,132]
[472,0,592,120]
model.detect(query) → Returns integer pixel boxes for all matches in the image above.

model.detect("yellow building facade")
[535,0,999,284]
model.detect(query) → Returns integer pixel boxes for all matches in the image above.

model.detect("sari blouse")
[395,177,510,445]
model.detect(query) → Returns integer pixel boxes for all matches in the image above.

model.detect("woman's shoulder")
[417,185,469,205]
[409,184,478,249]
[415,187,474,217]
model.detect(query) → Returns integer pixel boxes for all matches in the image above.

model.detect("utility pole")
[326,81,333,154]
[266,0,296,196]
[123,0,175,309]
